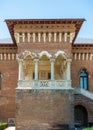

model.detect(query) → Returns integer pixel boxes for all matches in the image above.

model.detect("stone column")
[15,33,20,43]
[70,32,75,43]
[66,59,72,80]
[50,58,55,80]
[33,33,36,43]
[59,32,62,42]
[48,33,52,42]
[27,33,31,42]
[43,33,46,43]
[54,32,57,42]
[64,33,67,42]
[18,59,23,80]
[38,33,41,42]
[22,33,25,42]
[34,59,39,80]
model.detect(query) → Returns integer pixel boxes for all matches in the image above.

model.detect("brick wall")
[71,60,93,91]
[16,89,74,130]
[0,59,18,121]
[74,94,93,124]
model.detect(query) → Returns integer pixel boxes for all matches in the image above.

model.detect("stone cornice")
[5,18,85,45]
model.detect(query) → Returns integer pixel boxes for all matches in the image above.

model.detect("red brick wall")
[71,60,93,91]
[16,89,74,130]
[75,94,93,123]
[0,59,18,121]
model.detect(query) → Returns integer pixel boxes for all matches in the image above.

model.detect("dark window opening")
[80,69,88,90]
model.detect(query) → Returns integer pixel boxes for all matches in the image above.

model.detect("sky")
[0,0,93,39]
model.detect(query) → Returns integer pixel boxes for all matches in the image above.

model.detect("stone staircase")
[75,88,93,100]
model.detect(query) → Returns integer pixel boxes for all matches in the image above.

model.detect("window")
[80,69,88,90]
[0,73,2,90]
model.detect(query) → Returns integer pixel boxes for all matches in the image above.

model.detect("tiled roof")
[75,38,93,44]
[0,38,13,44]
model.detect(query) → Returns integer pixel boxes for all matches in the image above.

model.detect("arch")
[55,54,67,80]
[54,50,67,59]
[74,105,88,128]
[23,50,34,59]
[24,55,32,60]
[38,53,51,80]
[38,51,52,58]
[22,51,35,80]
[79,69,88,90]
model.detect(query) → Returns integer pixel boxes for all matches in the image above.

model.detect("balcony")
[17,80,72,89]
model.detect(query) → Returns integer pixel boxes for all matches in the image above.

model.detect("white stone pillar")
[22,33,25,42]
[59,33,62,42]
[66,59,71,80]
[48,33,52,42]
[0,54,3,60]
[50,58,55,80]
[34,59,39,80]
[74,53,77,60]
[86,53,89,60]
[82,53,85,60]
[15,33,20,43]
[18,59,23,80]
[90,53,92,60]
[43,33,46,43]
[78,53,81,60]
[70,32,75,43]
[54,33,57,42]
[27,33,31,42]
[64,33,67,42]
[8,54,11,60]
[32,33,36,42]
[38,33,41,42]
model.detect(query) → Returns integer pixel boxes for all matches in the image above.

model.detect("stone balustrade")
[17,80,72,89]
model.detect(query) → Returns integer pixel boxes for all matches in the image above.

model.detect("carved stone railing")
[18,80,72,89]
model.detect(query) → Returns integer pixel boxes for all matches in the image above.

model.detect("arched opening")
[23,55,34,80]
[80,69,88,90]
[55,54,66,80]
[74,105,88,128]
[39,55,51,80]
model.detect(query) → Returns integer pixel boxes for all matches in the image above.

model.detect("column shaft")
[66,60,71,80]
[34,59,39,80]
[19,60,23,80]
[50,58,55,80]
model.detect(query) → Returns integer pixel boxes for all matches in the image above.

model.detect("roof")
[5,18,85,46]
[75,38,93,44]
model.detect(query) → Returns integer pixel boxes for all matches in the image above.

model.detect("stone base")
[16,89,74,130]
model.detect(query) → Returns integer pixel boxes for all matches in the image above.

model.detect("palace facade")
[0,19,93,130]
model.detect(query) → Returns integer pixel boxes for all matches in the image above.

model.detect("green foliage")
[0,122,8,130]
[83,127,93,130]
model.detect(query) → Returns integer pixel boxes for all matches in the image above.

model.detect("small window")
[0,73,2,90]
[80,69,88,90]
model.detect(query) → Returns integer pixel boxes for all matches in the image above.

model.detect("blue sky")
[0,0,93,39]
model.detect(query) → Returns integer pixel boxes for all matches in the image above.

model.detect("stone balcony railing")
[17,80,72,89]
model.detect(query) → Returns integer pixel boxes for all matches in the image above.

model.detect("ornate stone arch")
[54,50,67,60]
[38,51,52,59]
[23,50,36,59]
